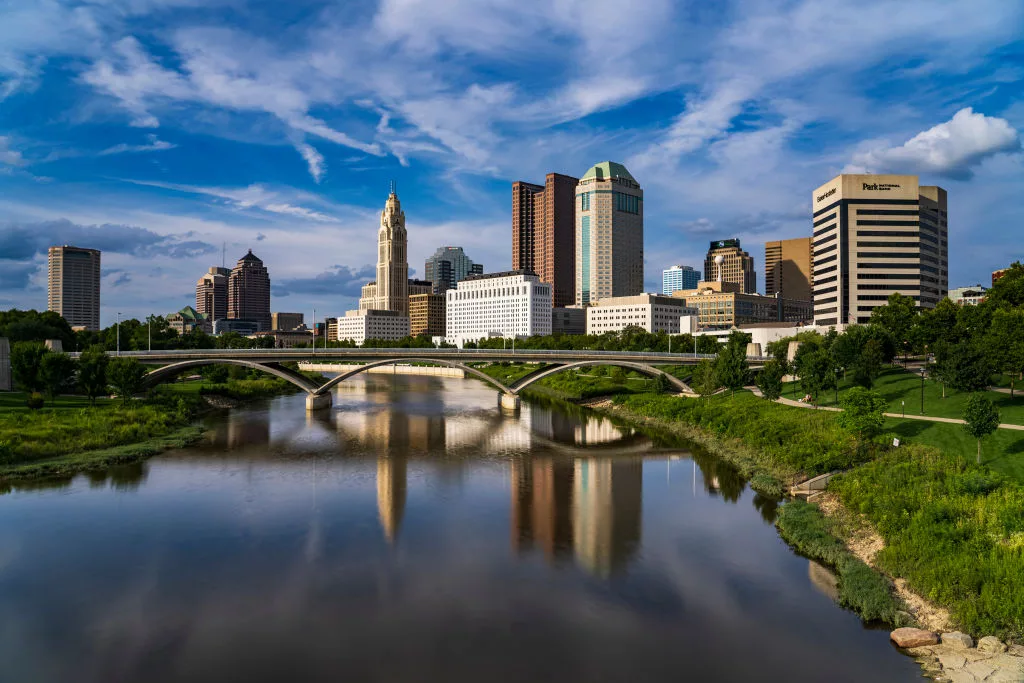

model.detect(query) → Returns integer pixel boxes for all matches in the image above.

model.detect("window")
[580,192,591,211]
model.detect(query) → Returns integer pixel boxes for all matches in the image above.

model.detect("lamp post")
[902,400,905,418]
[920,366,926,415]
[313,307,316,355]
[148,316,152,352]
[116,312,121,356]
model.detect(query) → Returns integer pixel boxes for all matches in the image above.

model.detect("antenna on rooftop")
[390,179,396,195]
[222,242,226,268]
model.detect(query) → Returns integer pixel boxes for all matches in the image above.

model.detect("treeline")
[8,344,148,407]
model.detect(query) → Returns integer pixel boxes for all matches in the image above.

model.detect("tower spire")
[389,179,396,195]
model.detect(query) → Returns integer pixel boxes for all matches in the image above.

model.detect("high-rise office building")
[662,265,700,294]
[811,174,948,326]
[575,162,643,306]
[271,312,304,331]
[409,293,445,337]
[704,239,756,294]
[423,246,482,294]
[359,189,409,315]
[196,266,229,322]
[765,238,813,301]
[512,173,578,307]
[445,270,552,347]
[227,250,271,331]
[47,245,101,331]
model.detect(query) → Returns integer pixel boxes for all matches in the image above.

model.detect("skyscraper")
[575,162,643,306]
[196,266,229,322]
[662,265,701,295]
[704,239,756,293]
[423,246,482,294]
[811,174,948,326]
[765,238,813,302]
[227,250,271,331]
[47,245,101,331]
[512,173,578,307]
[359,189,409,315]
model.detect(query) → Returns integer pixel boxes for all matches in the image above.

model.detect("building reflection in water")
[377,456,407,543]
[512,455,642,577]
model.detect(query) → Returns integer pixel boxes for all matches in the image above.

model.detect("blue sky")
[1,0,1022,326]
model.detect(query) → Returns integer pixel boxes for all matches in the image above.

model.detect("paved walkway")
[746,386,1024,431]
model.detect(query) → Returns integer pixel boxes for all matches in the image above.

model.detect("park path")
[745,387,1024,431]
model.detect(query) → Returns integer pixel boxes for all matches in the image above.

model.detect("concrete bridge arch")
[141,358,320,394]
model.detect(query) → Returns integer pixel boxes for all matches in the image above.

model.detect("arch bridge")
[90,348,768,411]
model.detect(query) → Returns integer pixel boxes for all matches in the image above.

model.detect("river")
[0,374,921,682]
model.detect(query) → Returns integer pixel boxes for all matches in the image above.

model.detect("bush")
[26,392,45,410]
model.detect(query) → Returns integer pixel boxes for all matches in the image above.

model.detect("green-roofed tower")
[575,162,644,305]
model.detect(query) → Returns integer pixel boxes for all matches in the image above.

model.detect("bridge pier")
[305,392,333,412]
[499,393,521,412]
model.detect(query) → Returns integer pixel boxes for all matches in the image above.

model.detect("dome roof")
[581,161,636,183]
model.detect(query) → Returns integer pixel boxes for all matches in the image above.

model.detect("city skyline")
[0,1,1022,324]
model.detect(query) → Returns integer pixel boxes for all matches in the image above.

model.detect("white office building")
[336,309,410,345]
[586,294,697,335]
[446,270,552,348]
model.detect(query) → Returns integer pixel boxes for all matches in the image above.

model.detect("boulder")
[942,632,974,649]
[978,636,1009,654]
[891,627,939,648]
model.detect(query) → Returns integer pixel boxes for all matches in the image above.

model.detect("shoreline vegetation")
[477,362,1024,644]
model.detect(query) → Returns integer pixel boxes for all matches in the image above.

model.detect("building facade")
[409,293,446,337]
[662,265,701,295]
[445,270,552,347]
[424,246,483,294]
[271,312,304,331]
[811,174,948,326]
[196,266,229,322]
[47,245,101,331]
[336,309,410,345]
[359,189,409,315]
[672,281,813,330]
[228,250,271,331]
[948,285,988,306]
[585,294,695,335]
[993,268,1009,285]
[765,237,813,301]
[575,162,643,306]
[214,318,261,335]
[704,239,756,294]
[167,306,211,335]
[512,173,578,307]
[552,306,586,335]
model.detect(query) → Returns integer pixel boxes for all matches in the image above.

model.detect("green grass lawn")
[0,391,115,412]
[800,367,1024,425]
[884,417,1024,481]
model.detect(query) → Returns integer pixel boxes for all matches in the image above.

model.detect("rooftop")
[580,161,636,183]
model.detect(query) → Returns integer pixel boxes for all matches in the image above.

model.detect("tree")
[852,338,885,388]
[962,394,1000,464]
[869,293,918,357]
[77,349,109,405]
[715,335,750,396]
[986,308,1024,397]
[936,342,991,393]
[11,342,48,392]
[0,309,75,348]
[38,352,77,404]
[837,387,887,451]
[797,348,834,404]
[756,359,785,401]
[695,334,721,355]
[692,359,720,398]
[107,358,147,404]
[985,261,1024,309]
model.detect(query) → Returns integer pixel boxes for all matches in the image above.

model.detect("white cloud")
[98,134,177,156]
[123,180,339,222]
[294,142,325,183]
[845,107,1021,179]
[0,136,25,166]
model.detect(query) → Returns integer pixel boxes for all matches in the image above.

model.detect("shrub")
[26,392,45,410]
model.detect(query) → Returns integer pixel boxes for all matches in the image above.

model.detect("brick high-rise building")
[512,172,578,307]
[409,293,445,337]
[48,245,101,331]
[765,237,813,302]
[227,250,271,331]
[704,239,756,294]
[196,266,229,322]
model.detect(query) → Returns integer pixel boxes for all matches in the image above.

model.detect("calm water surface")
[0,375,921,682]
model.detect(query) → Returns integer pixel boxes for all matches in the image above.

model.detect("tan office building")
[359,189,409,316]
[585,294,695,335]
[765,237,812,301]
[575,162,644,305]
[228,250,272,331]
[811,174,948,326]
[48,245,101,331]
[704,239,756,294]
[672,281,812,330]
[409,293,445,337]
[512,173,578,307]
[196,266,229,322]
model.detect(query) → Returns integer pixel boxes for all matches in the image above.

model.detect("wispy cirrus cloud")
[122,180,339,222]
[98,134,177,156]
